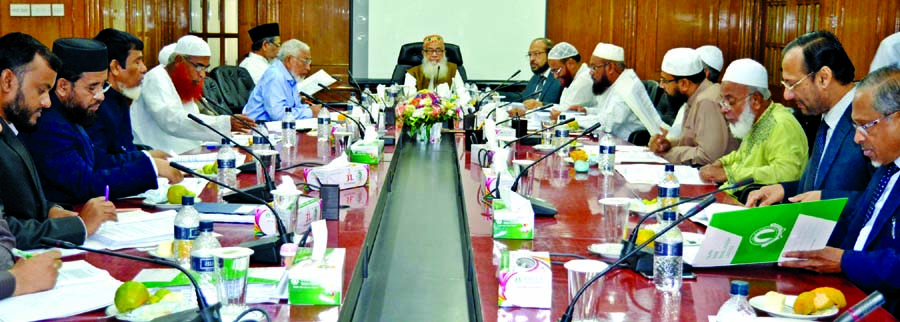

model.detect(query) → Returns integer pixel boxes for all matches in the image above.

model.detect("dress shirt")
[243,60,313,122]
[818,87,856,166]
[553,64,596,111]
[666,80,740,166]
[855,158,900,251]
[239,52,270,84]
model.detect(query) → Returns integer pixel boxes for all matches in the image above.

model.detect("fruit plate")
[748,295,839,320]
[105,301,195,322]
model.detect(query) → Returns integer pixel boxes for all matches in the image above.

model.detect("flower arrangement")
[395,90,461,143]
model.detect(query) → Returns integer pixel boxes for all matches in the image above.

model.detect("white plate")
[564,157,598,166]
[748,295,840,320]
[146,249,174,260]
[588,243,622,258]
[106,302,194,322]
[533,144,555,151]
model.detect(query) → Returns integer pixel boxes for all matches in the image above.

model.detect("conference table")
[58,128,894,321]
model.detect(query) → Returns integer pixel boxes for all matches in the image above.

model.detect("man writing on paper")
[780,66,900,317]
[405,35,459,91]
[239,23,280,84]
[243,40,322,122]
[22,38,183,205]
[745,31,873,210]
[698,59,808,200]
[0,215,61,299]
[131,35,256,154]
[649,48,739,166]
[0,32,115,250]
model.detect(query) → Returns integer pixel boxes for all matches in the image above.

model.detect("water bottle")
[282,107,296,147]
[715,280,756,321]
[317,108,331,142]
[657,164,680,222]
[252,121,269,152]
[598,128,616,175]
[653,210,683,292]
[362,88,374,107]
[216,139,237,201]
[190,220,221,301]
[554,114,570,157]
[174,196,200,267]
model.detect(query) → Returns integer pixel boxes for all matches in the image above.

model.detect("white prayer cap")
[158,43,176,66]
[696,45,724,71]
[870,32,900,73]
[592,43,624,62]
[549,42,578,60]
[722,58,768,89]
[661,48,703,76]
[174,35,211,57]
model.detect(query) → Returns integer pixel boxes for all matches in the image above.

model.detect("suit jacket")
[86,88,137,155]
[781,104,874,214]
[522,71,562,104]
[0,120,85,250]
[22,94,158,205]
[832,165,900,316]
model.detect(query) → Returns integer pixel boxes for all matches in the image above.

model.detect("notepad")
[0,260,121,321]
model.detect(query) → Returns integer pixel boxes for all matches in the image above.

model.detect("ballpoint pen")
[105,185,110,202]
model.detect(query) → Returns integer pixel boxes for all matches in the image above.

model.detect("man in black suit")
[0,32,116,250]
[522,38,562,106]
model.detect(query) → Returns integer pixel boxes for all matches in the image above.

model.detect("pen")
[892,216,896,240]
[11,248,32,259]
[105,185,110,201]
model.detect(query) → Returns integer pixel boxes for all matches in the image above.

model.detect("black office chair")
[642,79,680,126]
[390,42,467,85]
[203,76,227,110]
[209,65,255,114]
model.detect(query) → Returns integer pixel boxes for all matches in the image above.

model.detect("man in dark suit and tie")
[521,38,562,108]
[0,32,116,250]
[780,66,900,317]
[745,31,874,211]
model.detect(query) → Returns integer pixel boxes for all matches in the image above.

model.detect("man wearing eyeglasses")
[243,39,322,122]
[22,38,183,205]
[745,31,873,210]
[778,66,900,317]
[519,38,562,109]
[698,59,808,202]
[405,35,460,91]
[240,23,280,84]
[131,35,256,154]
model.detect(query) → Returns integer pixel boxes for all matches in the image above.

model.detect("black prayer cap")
[52,38,108,74]
[248,23,280,43]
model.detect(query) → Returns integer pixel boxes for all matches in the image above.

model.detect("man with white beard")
[405,34,459,91]
[243,39,321,121]
[699,58,808,200]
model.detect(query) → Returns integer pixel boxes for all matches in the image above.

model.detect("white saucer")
[748,295,839,320]
[588,243,623,258]
[533,144,555,151]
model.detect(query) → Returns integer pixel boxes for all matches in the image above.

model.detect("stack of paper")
[298,70,337,96]
[615,151,669,164]
[615,164,707,185]
[88,210,177,250]
[0,260,121,321]
[679,201,746,226]
[168,153,218,170]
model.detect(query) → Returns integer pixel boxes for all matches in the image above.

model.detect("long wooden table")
[57,130,894,321]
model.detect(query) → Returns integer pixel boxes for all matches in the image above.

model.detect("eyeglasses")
[424,49,445,55]
[719,93,753,111]
[852,111,898,136]
[589,63,609,72]
[781,71,815,91]
[86,83,111,99]
[296,57,312,65]
[183,57,209,73]
[526,51,547,58]
[550,67,563,75]
[659,77,676,85]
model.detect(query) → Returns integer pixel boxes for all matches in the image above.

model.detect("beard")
[59,96,99,127]
[3,89,40,133]
[532,62,549,74]
[422,58,449,81]
[170,62,204,103]
[728,100,756,139]
[117,82,142,100]
[558,72,574,88]
[666,87,689,104]
[591,72,613,95]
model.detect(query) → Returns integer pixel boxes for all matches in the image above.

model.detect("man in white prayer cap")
[870,32,900,73]
[698,58,809,202]
[649,48,739,166]
[511,42,596,118]
[131,35,256,153]
[696,45,724,83]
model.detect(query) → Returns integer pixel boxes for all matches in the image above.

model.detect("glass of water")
[212,247,254,319]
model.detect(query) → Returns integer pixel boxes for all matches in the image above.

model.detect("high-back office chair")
[209,65,255,114]
[202,76,228,111]
[390,42,467,85]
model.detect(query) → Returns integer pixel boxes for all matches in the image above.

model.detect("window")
[190,0,238,68]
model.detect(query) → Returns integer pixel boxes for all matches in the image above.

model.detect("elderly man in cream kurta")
[650,48,739,166]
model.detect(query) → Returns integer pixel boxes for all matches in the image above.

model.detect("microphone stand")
[347,69,380,105]
[300,92,366,139]
[496,103,554,126]
[502,118,574,148]
[40,238,221,322]
[203,97,277,154]
[559,196,717,322]
[317,82,376,124]
[474,70,523,108]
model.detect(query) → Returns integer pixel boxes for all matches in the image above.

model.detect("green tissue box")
[348,139,384,165]
[287,247,345,305]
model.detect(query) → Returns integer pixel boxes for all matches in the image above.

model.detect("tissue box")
[295,196,321,234]
[303,163,369,190]
[492,192,534,240]
[288,247,345,305]
[483,168,515,199]
[348,139,384,165]
[498,250,551,308]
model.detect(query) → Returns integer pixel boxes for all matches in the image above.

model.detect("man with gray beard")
[699,59,808,202]
[406,34,458,91]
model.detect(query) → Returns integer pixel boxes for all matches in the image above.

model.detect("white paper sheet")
[615,151,669,164]
[615,164,707,185]
[297,70,337,96]
[680,202,747,226]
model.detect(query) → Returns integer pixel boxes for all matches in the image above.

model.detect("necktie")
[534,76,545,95]
[806,121,830,191]
[864,163,899,223]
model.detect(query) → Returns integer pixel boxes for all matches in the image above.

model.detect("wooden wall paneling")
[279,0,349,85]
[1,0,78,46]
[633,0,660,81]
[832,0,900,79]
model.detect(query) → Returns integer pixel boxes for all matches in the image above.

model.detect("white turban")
[870,32,900,73]
[549,42,578,60]
[696,45,724,71]
[174,35,211,57]
[661,48,703,76]
[592,43,624,62]
[722,58,768,89]
[158,43,176,66]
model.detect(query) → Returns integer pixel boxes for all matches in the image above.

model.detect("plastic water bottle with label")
[282,107,296,147]
[653,210,683,292]
[598,128,616,175]
[715,280,755,321]
[554,114,570,157]
[252,122,269,152]
[216,139,237,201]
[657,164,680,221]
[317,108,331,142]
[190,220,221,302]
[174,196,200,267]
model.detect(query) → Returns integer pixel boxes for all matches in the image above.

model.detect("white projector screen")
[351,0,546,82]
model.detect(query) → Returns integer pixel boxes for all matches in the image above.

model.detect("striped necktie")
[805,122,829,191]
[864,163,900,223]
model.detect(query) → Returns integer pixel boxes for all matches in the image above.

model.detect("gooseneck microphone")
[559,196,717,322]
[835,291,885,322]
[170,161,291,265]
[510,121,603,192]
[202,98,277,153]
[40,237,221,322]
[300,92,366,138]
[316,82,376,124]
[496,103,554,125]
[186,114,276,203]
[475,70,522,108]
[346,69,380,104]
[502,118,574,148]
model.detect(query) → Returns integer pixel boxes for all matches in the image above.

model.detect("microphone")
[300,92,366,139]
[316,82,376,124]
[40,237,222,322]
[496,103,554,125]
[835,291,885,322]
[559,196,717,322]
[475,70,522,107]
[620,178,755,266]
[170,161,291,265]
[186,114,276,203]
[502,118,574,148]
[202,97,276,152]
[346,69,378,103]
